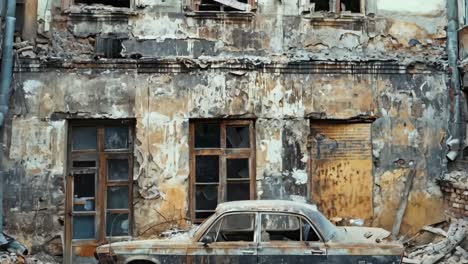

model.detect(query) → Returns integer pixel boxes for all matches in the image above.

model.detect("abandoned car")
[95,200,404,264]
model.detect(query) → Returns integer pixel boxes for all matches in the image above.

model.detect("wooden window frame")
[311,0,365,14]
[191,0,256,12]
[65,119,134,246]
[189,119,256,224]
[61,0,134,11]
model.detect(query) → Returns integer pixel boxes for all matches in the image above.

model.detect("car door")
[187,212,258,264]
[257,212,327,264]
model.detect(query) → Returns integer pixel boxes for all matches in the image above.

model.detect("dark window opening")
[95,37,125,59]
[197,0,250,12]
[190,120,255,223]
[311,0,330,11]
[14,0,25,34]
[340,0,360,13]
[74,0,130,8]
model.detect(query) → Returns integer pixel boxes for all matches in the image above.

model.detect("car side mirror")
[201,235,214,246]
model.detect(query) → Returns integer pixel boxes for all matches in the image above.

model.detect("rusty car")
[95,200,404,264]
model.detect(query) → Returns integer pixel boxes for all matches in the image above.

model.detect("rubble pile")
[404,219,468,264]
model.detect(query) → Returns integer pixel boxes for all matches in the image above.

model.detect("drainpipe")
[0,0,16,244]
[446,0,462,161]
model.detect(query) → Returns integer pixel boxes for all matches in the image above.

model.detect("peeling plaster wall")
[3,0,453,260]
[3,67,449,254]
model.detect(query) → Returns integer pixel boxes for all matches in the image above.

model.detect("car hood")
[96,236,193,255]
[334,226,397,244]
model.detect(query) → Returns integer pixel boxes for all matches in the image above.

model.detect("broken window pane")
[310,0,330,11]
[261,214,301,242]
[195,123,220,148]
[226,182,249,201]
[340,0,360,13]
[107,186,129,209]
[198,0,249,12]
[196,156,219,182]
[106,213,129,236]
[227,159,249,179]
[72,127,97,150]
[73,216,95,239]
[226,125,249,148]
[73,161,96,168]
[104,126,129,150]
[195,185,218,211]
[73,173,95,211]
[74,0,130,8]
[107,159,129,181]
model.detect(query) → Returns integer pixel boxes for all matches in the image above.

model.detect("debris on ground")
[403,219,468,264]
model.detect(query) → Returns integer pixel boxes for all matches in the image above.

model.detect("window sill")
[185,11,255,21]
[302,12,369,27]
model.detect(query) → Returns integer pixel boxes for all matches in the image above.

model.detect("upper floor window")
[189,120,256,223]
[193,0,254,12]
[74,0,130,8]
[62,0,133,10]
[309,0,362,13]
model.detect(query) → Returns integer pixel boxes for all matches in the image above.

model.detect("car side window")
[260,213,321,242]
[301,218,321,242]
[202,213,255,242]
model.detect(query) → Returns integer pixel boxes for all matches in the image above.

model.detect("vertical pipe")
[22,0,37,43]
[447,0,462,160]
[0,0,16,243]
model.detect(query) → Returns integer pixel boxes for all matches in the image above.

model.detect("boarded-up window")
[309,122,372,220]
[189,120,256,223]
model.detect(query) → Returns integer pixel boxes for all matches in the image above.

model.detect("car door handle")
[242,250,255,255]
[310,249,325,255]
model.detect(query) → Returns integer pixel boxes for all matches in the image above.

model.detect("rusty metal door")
[309,122,373,221]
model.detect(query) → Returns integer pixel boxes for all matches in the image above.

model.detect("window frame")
[200,212,257,243]
[190,0,256,13]
[258,212,324,243]
[61,0,134,11]
[65,119,134,244]
[189,119,256,224]
[310,0,365,14]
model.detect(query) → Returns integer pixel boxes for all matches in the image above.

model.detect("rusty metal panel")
[310,122,373,220]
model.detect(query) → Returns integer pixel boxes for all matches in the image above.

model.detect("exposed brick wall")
[439,180,468,218]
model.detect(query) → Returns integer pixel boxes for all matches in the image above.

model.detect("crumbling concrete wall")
[3,63,449,254]
[2,0,453,260]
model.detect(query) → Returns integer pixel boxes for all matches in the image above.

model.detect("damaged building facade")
[0,0,466,262]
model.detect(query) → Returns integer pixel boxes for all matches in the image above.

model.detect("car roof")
[216,200,319,214]
[214,200,337,241]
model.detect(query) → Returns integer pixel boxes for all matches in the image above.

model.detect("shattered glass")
[106,213,129,236]
[73,173,95,211]
[226,125,250,148]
